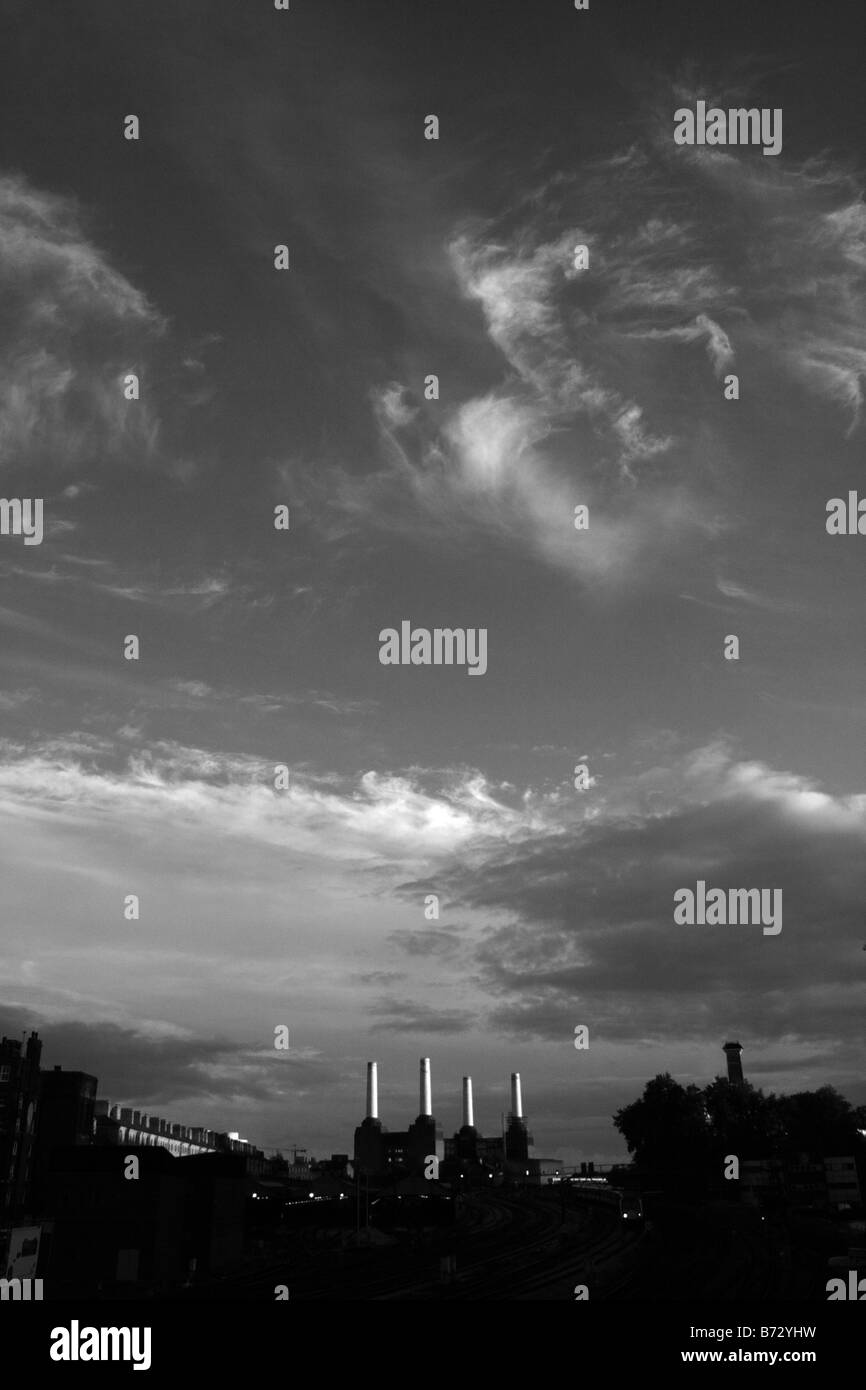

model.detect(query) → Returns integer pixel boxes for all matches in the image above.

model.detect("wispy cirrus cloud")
[0,171,222,486]
[293,124,866,594]
[714,577,805,613]
[627,313,735,377]
[0,174,164,471]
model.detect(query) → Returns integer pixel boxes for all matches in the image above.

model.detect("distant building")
[504,1072,534,1165]
[723,1041,745,1086]
[824,1156,861,1208]
[93,1100,267,1175]
[353,1061,386,1174]
[740,1155,861,1211]
[354,1059,539,1182]
[0,1032,42,1221]
[95,1101,217,1156]
[786,1156,861,1211]
[354,1058,446,1179]
[315,1153,350,1178]
[32,1067,97,1210]
[528,1158,565,1186]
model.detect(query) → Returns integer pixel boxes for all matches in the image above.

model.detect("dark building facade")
[0,1031,43,1222]
[44,1145,189,1292]
[42,1146,250,1294]
[32,1067,97,1210]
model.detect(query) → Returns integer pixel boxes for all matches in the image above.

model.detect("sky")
[0,0,864,1164]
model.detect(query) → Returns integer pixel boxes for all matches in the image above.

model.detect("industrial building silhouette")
[353,1057,559,1183]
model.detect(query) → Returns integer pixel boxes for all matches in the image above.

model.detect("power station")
[353,1058,551,1183]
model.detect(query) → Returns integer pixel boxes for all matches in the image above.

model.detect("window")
[0,1066,10,1083]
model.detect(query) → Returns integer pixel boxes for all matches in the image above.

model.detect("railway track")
[176,1188,812,1301]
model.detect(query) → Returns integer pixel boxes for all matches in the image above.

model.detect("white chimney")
[462,1076,474,1129]
[510,1071,523,1119]
[420,1057,432,1117]
[366,1061,378,1120]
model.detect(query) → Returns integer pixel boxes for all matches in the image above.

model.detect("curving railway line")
[176,1185,805,1300]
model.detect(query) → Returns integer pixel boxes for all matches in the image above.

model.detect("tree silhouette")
[613,1074,865,1194]
[777,1086,859,1157]
[613,1073,712,1181]
[703,1076,783,1159]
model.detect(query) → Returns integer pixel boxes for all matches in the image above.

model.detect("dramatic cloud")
[0,739,541,870]
[5,735,861,1067]
[432,744,866,1069]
